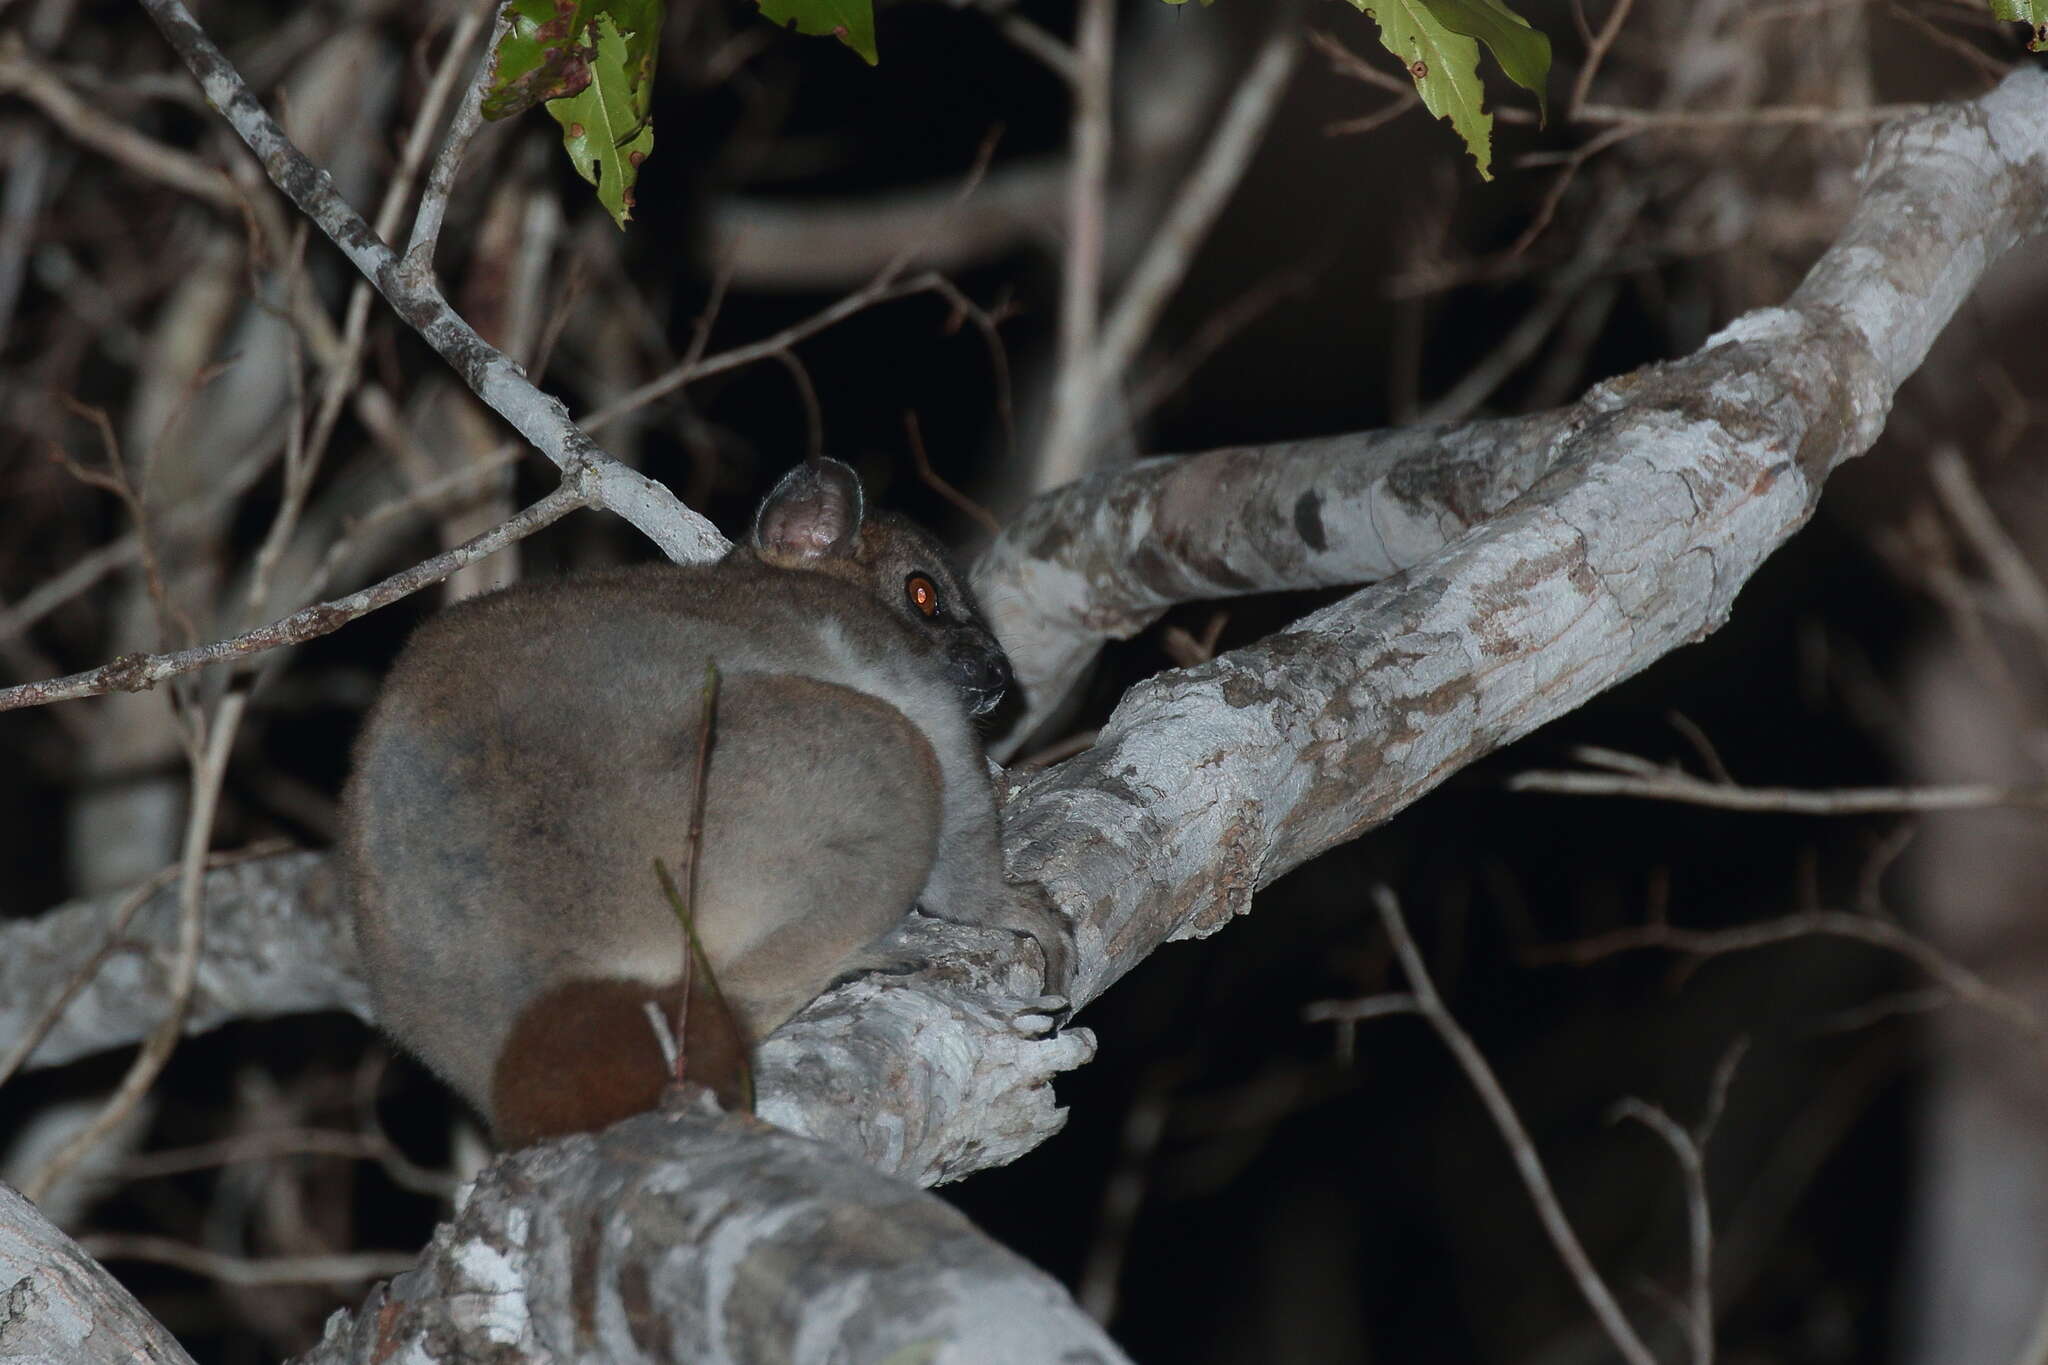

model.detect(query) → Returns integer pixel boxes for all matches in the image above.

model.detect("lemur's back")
[344,563,946,1116]
[339,460,1065,1147]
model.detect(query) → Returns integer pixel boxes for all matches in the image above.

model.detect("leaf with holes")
[485,0,597,121]
[1349,0,1494,179]
[546,12,656,228]
[1991,0,2048,49]
[485,0,663,121]
[755,0,879,65]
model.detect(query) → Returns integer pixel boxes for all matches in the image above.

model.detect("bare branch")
[136,0,722,564]
[404,0,504,268]
[1348,887,1658,1365]
[1533,910,2048,1058]
[1609,1098,1715,1365]
[0,35,240,210]
[0,482,588,712]
[78,1236,418,1289]
[1507,754,2048,813]
[1037,0,1114,494]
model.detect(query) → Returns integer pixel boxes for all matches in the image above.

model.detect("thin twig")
[0,482,588,712]
[1506,765,2048,813]
[1355,887,1659,1365]
[1569,0,1638,117]
[1089,27,1297,431]
[405,0,505,268]
[1532,910,2048,1057]
[1609,1099,1714,1365]
[115,1127,436,1185]
[677,663,721,1082]
[0,36,239,210]
[1573,100,1935,129]
[905,410,1003,539]
[1038,0,1114,493]
[0,864,183,1093]
[995,9,1077,83]
[1927,444,2048,674]
[25,683,240,1203]
[136,0,717,562]
[78,1235,417,1287]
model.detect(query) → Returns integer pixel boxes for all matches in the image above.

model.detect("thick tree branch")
[296,1103,1127,1364]
[0,853,359,1077]
[0,1183,197,1364]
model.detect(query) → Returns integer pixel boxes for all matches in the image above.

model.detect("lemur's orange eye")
[906,574,939,617]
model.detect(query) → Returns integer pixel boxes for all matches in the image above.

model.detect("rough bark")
[297,1101,1126,1365]
[0,1183,198,1364]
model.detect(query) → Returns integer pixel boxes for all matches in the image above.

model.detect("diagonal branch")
[135,0,724,566]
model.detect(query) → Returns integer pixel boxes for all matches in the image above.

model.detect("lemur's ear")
[753,458,864,565]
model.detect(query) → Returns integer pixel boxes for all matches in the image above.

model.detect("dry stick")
[0,37,239,210]
[135,0,716,564]
[1037,0,1113,494]
[1505,764,2048,813]
[0,481,587,711]
[1573,100,1936,130]
[583,269,994,430]
[0,863,183,1093]
[995,8,1077,83]
[1089,27,1298,426]
[654,663,754,1107]
[1418,186,1645,424]
[1364,886,1659,1365]
[1568,0,1639,117]
[1325,91,1420,138]
[267,0,495,583]
[78,1234,416,1287]
[1609,1099,1714,1365]
[0,117,50,345]
[1310,27,1416,95]
[405,0,505,268]
[1076,1060,1186,1324]
[24,683,240,1204]
[1039,24,1298,489]
[1927,444,2048,673]
[905,410,1003,539]
[677,663,720,1083]
[1535,911,2048,1058]
[115,1127,416,1180]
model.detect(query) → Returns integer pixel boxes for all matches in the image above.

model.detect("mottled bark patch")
[1293,489,1328,552]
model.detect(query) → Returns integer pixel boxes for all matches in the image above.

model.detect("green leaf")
[545,12,657,228]
[755,0,879,65]
[1423,0,1550,123]
[485,0,664,120]
[1349,0,1495,180]
[1991,0,2048,49]
[484,0,596,121]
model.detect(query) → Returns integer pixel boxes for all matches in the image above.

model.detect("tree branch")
[0,1183,198,1365]
[134,0,723,566]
